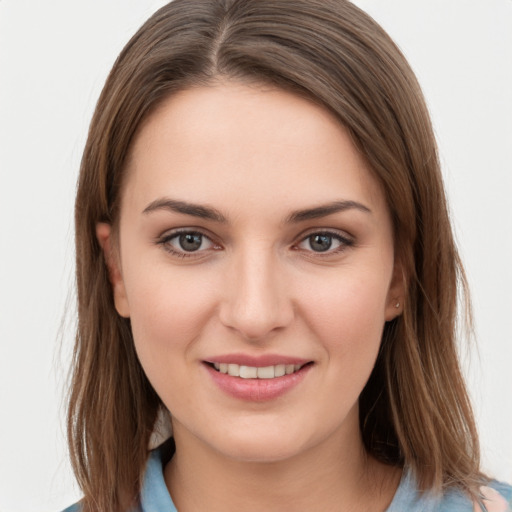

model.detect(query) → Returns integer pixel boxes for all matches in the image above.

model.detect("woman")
[65,1,511,511]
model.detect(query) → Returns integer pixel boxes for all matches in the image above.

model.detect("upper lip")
[204,353,311,367]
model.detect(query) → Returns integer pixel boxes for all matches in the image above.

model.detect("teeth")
[227,364,240,377]
[214,362,305,379]
[257,366,274,379]
[239,365,258,378]
[274,364,286,377]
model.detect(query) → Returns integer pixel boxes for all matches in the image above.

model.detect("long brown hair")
[68,1,482,510]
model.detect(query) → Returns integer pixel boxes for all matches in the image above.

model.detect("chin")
[214,435,308,464]
[195,417,320,464]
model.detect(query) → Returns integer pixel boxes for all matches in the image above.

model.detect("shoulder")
[60,499,144,512]
[473,482,512,512]
[60,438,176,512]
[439,482,511,512]
[433,481,512,512]
[61,504,81,512]
[388,469,512,512]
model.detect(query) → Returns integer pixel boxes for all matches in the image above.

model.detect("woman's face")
[100,82,403,463]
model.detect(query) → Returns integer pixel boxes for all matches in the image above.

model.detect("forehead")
[122,82,387,219]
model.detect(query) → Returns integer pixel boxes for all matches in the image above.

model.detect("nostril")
[217,262,295,340]
[218,300,295,341]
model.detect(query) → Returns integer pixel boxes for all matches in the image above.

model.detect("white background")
[0,1,511,511]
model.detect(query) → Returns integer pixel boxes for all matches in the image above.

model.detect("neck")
[164,412,401,512]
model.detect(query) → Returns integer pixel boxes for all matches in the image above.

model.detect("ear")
[384,255,406,321]
[96,222,130,318]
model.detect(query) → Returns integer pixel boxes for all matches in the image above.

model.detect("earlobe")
[96,222,130,318]
[385,257,406,321]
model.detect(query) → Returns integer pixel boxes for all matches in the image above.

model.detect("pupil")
[310,234,332,252]
[179,233,202,251]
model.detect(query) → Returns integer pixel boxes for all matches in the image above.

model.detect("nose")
[218,247,294,341]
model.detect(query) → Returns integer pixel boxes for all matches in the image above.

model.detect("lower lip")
[204,363,312,402]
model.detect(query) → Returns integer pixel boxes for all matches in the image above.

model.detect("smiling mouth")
[207,362,312,379]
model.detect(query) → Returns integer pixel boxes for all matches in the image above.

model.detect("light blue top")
[64,440,512,512]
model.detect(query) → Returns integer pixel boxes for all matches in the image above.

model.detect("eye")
[174,232,207,252]
[296,231,353,254]
[158,230,218,256]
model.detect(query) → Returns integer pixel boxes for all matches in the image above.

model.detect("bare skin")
[165,409,402,512]
[98,81,404,511]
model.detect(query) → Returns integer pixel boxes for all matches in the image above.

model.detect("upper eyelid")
[296,227,353,242]
[158,227,216,242]
[157,230,218,258]
[294,229,354,254]
[157,228,217,251]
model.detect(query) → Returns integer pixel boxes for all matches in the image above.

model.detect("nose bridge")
[219,241,293,340]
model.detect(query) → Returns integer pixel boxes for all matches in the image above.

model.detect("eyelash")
[156,229,354,259]
[296,230,354,256]
[157,229,219,258]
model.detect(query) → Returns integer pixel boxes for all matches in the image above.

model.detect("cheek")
[302,266,389,328]
[123,262,219,377]
[298,266,390,368]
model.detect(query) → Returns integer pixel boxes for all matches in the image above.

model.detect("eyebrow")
[142,198,227,223]
[286,200,371,223]
[142,197,371,223]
